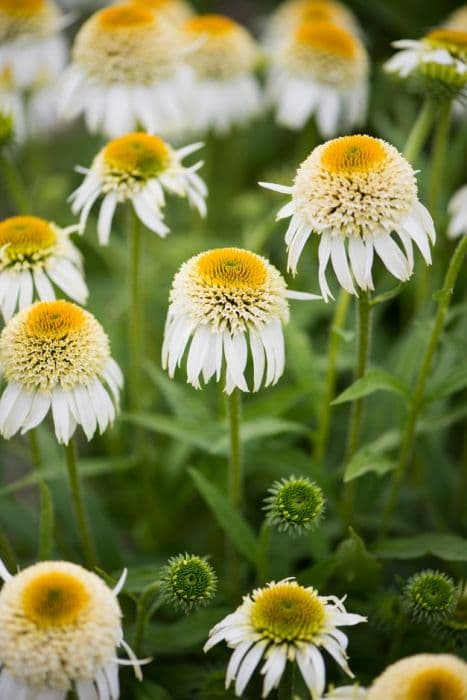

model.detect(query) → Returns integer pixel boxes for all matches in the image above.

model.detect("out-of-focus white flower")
[115,0,193,25]
[70,132,206,243]
[447,185,467,238]
[260,135,435,301]
[267,20,368,135]
[443,4,467,31]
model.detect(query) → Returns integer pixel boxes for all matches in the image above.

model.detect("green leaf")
[188,468,258,563]
[344,431,399,482]
[333,370,409,405]
[426,361,467,402]
[375,533,467,561]
[144,606,230,654]
[38,481,54,560]
[135,682,173,700]
[122,413,221,454]
[145,361,210,422]
[211,418,308,454]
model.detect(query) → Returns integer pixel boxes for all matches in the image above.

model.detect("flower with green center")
[204,578,366,698]
[367,653,467,700]
[159,554,217,614]
[69,132,207,244]
[264,475,325,535]
[402,570,457,624]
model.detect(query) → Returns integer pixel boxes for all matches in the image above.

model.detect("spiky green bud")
[263,476,325,536]
[159,553,217,614]
[403,570,457,624]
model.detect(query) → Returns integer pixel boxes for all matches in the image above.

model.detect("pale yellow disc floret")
[293,135,417,238]
[0,215,57,267]
[367,654,467,700]
[0,0,59,41]
[280,20,368,85]
[183,14,258,80]
[0,300,110,391]
[250,581,326,643]
[424,28,467,61]
[0,561,121,690]
[170,248,289,334]
[73,4,183,84]
[270,0,359,36]
[127,0,193,24]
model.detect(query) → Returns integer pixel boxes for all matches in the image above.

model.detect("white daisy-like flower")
[267,20,369,135]
[58,4,189,138]
[0,299,123,443]
[260,134,436,301]
[162,247,319,394]
[69,131,206,244]
[443,5,467,32]
[323,686,367,699]
[0,0,67,91]
[367,653,467,700]
[182,14,262,135]
[114,0,193,25]
[0,559,146,700]
[0,215,88,320]
[447,184,467,238]
[204,578,366,699]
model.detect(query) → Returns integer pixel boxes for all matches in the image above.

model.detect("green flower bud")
[159,553,217,614]
[264,476,325,536]
[403,570,457,624]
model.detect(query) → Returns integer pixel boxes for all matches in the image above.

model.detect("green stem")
[277,663,294,700]
[0,529,17,572]
[226,389,243,509]
[134,582,161,656]
[0,153,30,214]
[29,431,54,560]
[29,430,42,471]
[256,521,271,586]
[63,439,97,568]
[403,97,439,163]
[128,207,143,412]
[381,235,467,535]
[427,100,453,222]
[313,290,351,464]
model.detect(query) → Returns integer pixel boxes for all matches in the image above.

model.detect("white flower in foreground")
[267,20,368,135]
[367,653,467,700]
[0,215,88,320]
[204,578,366,699]
[447,185,467,238]
[162,247,319,394]
[323,686,367,699]
[260,134,435,301]
[69,131,206,243]
[182,14,262,134]
[0,0,67,91]
[114,0,193,25]
[58,4,189,138]
[0,559,146,700]
[0,300,123,443]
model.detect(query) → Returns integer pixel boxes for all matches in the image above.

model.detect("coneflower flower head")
[402,570,458,624]
[264,475,325,535]
[159,553,217,614]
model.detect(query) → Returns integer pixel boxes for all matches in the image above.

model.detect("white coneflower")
[182,14,262,134]
[58,4,188,138]
[162,247,319,394]
[260,135,435,301]
[0,0,67,91]
[443,5,467,31]
[267,20,369,134]
[116,0,193,25]
[323,686,367,699]
[0,300,123,443]
[204,578,366,699]
[0,215,88,320]
[69,132,206,243]
[447,184,467,238]
[367,653,467,700]
[0,559,146,700]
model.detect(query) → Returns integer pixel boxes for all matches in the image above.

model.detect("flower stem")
[29,430,42,471]
[427,99,453,222]
[313,290,351,464]
[381,235,467,536]
[0,152,30,214]
[128,206,143,413]
[226,389,243,509]
[0,528,17,572]
[29,431,54,560]
[342,291,371,524]
[134,581,161,656]
[278,662,294,700]
[403,97,439,163]
[63,439,98,568]
[256,520,271,586]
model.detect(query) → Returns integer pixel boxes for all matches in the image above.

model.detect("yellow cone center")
[295,20,358,58]
[321,135,388,173]
[0,0,44,15]
[97,4,156,30]
[25,301,87,339]
[0,216,56,261]
[103,132,170,179]
[425,28,467,57]
[196,248,268,289]
[184,14,238,36]
[406,667,466,700]
[251,583,326,642]
[21,571,90,628]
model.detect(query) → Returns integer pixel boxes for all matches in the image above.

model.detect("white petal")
[97,192,118,246]
[372,233,411,280]
[330,236,356,295]
[235,641,267,696]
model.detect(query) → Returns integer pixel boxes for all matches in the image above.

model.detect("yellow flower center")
[0,0,44,15]
[97,4,156,31]
[196,248,268,290]
[320,135,387,173]
[103,132,170,179]
[295,20,358,58]
[251,583,326,642]
[185,14,238,36]
[425,29,467,58]
[406,667,466,700]
[21,571,90,628]
[25,300,87,340]
[0,216,56,262]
